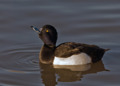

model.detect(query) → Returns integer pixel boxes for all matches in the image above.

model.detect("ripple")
[0,44,40,73]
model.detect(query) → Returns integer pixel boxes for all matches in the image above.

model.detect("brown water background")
[0,0,120,86]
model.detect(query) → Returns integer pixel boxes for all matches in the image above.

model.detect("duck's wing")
[55,42,106,62]
[55,42,82,57]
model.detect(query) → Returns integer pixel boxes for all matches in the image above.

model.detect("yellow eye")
[46,30,49,32]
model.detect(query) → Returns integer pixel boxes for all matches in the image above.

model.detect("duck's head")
[31,25,58,46]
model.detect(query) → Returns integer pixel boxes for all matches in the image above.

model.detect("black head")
[31,25,58,46]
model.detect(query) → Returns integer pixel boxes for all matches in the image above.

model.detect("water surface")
[0,0,120,86]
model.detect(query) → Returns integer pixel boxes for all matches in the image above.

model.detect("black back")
[55,42,106,63]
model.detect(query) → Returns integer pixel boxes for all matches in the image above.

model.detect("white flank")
[53,53,92,65]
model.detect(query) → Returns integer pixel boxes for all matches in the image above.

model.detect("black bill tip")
[30,26,34,28]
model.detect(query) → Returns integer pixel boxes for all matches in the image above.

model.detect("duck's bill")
[31,26,40,33]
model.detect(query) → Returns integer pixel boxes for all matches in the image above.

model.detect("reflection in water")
[40,63,57,86]
[40,61,108,86]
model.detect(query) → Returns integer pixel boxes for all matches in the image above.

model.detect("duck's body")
[31,25,109,65]
[54,42,106,65]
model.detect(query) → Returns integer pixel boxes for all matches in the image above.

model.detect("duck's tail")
[104,49,110,52]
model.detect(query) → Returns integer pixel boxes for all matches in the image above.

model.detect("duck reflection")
[39,61,108,86]
[40,64,57,86]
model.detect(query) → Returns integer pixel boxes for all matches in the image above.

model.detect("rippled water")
[0,0,120,86]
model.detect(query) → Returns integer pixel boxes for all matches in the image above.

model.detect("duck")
[31,25,109,65]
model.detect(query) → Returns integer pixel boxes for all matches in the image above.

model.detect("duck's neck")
[39,44,56,64]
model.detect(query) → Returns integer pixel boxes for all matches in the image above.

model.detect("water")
[0,0,120,86]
